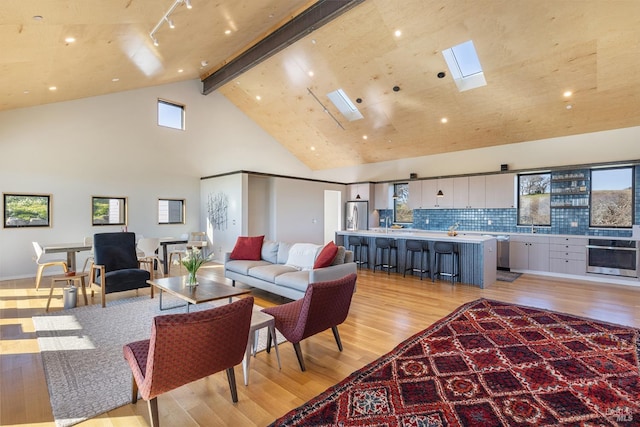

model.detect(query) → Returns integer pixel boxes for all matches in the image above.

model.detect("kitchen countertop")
[337,229,494,244]
[362,228,637,241]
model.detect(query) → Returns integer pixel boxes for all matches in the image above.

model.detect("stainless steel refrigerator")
[345,200,369,231]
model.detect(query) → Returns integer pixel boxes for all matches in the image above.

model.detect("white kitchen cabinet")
[374,183,392,209]
[485,173,515,208]
[453,176,485,208]
[510,235,549,271]
[348,183,370,201]
[423,178,453,208]
[549,236,587,275]
[408,181,422,209]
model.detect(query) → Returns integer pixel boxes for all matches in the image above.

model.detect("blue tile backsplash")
[376,166,639,238]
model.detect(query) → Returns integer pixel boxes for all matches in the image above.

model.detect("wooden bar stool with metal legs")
[374,237,397,275]
[403,239,431,280]
[432,241,460,284]
[348,236,369,269]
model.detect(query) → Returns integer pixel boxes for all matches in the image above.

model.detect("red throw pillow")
[313,241,339,269]
[230,235,264,260]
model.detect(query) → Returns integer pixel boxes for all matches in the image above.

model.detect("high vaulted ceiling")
[4,1,640,171]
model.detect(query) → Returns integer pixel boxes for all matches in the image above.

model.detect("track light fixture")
[149,0,192,46]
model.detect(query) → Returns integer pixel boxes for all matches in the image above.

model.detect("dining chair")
[187,231,208,256]
[168,233,189,273]
[32,242,68,290]
[137,237,163,277]
[81,236,95,273]
[262,273,357,371]
[123,296,254,427]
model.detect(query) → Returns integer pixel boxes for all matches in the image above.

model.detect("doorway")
[324,190,342,243]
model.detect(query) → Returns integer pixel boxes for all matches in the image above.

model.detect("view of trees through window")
[590,167,633,228]
[3,194,51,227]
[92,196,127,225]
[394,183,413,223]
[518,173,551,225]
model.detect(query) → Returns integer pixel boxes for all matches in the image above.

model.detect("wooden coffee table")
[148,275,250,312]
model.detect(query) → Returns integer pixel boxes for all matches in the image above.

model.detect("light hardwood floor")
[1,265,639,426]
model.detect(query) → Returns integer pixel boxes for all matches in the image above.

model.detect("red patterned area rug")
[270,298,640,426]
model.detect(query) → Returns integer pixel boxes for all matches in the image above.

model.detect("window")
[518,173,550,225]
[92,196,127,226]
[157,99,185,130]
[393,183,413,223]
[3,193,51,228]
[158,198,185,224]
[590,167,633,228]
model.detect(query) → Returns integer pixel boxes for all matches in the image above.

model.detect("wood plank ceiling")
[3,1,640,171]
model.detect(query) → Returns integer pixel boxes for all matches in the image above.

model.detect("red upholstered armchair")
[261,273,357,371]
[123,297,254,427]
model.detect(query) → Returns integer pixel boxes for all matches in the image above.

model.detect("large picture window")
[590,167,633,228]
[158,198,185,224]
[393,183,413,224]
[92,196,127,226]
[3,193,51,228]
[518,173,551,225]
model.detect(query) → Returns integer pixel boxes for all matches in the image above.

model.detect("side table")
[46,272,89,312]
[243,309,281,385]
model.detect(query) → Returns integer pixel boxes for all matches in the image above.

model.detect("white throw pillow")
[285,243,322,271]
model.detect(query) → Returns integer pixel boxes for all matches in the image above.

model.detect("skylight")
[442,40,486,92]
[327,89,363,122]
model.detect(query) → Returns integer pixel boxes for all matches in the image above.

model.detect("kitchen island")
[335,230,496,288]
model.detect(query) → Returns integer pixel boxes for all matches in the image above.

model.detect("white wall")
[0,80,313,279]
[311,126,640,183]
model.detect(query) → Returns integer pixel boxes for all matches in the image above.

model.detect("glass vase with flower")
[176,247,211,287]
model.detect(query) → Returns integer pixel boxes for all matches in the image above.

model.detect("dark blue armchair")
[90,232,152,307]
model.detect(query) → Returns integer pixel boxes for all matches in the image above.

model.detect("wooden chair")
[123,297,254,427]
[32,242,68,290]
[89,232,152,307]
[262,273,357,371]
[168,233,189,273]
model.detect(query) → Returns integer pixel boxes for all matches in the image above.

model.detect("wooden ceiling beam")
[201,0,365,95]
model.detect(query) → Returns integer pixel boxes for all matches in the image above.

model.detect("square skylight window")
[442,40,486,92]
[327,89,363,122]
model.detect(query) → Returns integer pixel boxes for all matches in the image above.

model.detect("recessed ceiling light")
[362,135,368,140]
[441,117,448,123]
[308,71,314,77]
[32,15,44,21]
[310,146,316,151]
[177,69,183,73]
[49,86,57,91]
[23,90,30,94]
[255,95,261,101]
[225,29,231,35]
[64,37,76,43]
[111,78,119,82]
[563,90,572,97]
[394,30,402,37]
[566,104,573,110]
[311,39,317,44]
[200,60,208,67]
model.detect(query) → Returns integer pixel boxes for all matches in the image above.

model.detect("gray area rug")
[496,270,523,282]
[33,295,284,427]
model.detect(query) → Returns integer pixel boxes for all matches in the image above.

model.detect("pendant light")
[437,189,444,197]
[355,183,361,200]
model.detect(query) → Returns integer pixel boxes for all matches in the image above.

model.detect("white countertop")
[354,228,637,241]
[337,229,494,243]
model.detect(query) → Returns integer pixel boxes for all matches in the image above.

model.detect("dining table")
[159,236,189,274]
[41,242,92,272]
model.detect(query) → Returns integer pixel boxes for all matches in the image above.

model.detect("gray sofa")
[224,240,356,300]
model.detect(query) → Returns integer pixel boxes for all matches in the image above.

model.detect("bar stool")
[432,241,460,284]
[403,240,430,280]
[374,237,397,275]
[348,236,369,269]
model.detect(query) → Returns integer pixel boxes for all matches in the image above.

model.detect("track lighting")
[149,0,192,46]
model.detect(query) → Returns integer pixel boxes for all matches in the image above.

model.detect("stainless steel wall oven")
[586,239,638,278]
